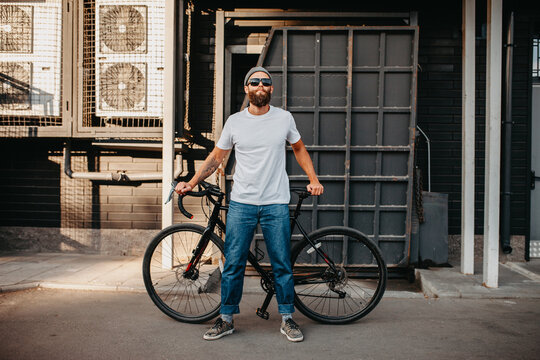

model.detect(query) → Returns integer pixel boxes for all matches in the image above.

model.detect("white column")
[461,0,476,275]
[214,11,226,192]
[483,0,503,288]
[215,11,225,141]
[162,0,176,269]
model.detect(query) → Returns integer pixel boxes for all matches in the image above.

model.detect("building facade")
[1,1,539,270]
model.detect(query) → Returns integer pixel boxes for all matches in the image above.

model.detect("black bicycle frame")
[289,192,339,273]
[182,193,226,279]
[181,190,341,319]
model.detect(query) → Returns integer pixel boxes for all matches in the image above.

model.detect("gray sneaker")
[203,318,234,340]
[280,318,304,342]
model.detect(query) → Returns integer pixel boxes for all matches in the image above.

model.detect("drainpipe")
[64,140,184,182]
[501,12,514,254]
[416,125,431,192]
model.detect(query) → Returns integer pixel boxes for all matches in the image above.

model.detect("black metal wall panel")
[227,26,418,267]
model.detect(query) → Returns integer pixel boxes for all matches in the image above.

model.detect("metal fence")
[80,0,164,133]
[0,0,167,138]
[0,1,64,129]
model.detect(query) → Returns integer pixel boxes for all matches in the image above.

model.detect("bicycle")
[142,181,387,325]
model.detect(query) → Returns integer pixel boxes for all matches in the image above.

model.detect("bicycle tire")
[291,226,387,324]
[142,223,225,323]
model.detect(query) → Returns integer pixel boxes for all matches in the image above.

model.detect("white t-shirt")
[216,106,301,205]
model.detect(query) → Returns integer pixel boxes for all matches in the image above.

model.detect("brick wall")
[416,7,530,235]
[0,139,211,233]
[0,139,63,227]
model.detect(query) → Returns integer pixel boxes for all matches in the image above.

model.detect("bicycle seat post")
[292,193,306,220]
[207,193,224,230]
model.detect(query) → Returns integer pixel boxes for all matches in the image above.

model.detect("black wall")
[0,139,63,227]
[416,4,530,235]
[185,2,532,236]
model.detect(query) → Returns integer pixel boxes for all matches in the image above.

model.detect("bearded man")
[175,67,323,342]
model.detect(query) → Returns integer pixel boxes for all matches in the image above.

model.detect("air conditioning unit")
[0,1,62,117]
[95,0,165,118]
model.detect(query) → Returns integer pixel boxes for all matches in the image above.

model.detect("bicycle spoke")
[143,224,224,323]
[292,227,387,323]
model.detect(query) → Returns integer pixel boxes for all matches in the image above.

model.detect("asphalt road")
[1,289,539,360]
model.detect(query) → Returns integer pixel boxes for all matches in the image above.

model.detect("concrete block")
[133,204,161,213]
[102,156,133,163]
[0,282,39,293]
[100,204,133,212]
[108,213,156,221]
[106,196,157,205]
[108,163,158,171]
[100,221,132,229]
[134,221,160,230]
[132,158,160,163]
[100,187,133,196]
[132,188,161,196]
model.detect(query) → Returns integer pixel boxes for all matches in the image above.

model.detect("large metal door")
[227,26,418,267]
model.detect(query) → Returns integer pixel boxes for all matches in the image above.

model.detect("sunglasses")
[247,78,272,87]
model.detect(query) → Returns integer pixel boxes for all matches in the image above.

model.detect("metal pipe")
[501,12,514,254]
[416,125,431,192]
[64,140,184,182]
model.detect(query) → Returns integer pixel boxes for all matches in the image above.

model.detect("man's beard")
[248,88,271,107]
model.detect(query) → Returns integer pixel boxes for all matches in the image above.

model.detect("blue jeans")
[221,200,295,315]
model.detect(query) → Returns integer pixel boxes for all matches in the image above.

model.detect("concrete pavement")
[1,289,540,360]
[416,261,540,299]
[0,252,539,299]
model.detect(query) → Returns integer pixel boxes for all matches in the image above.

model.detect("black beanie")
[244,66,272,86]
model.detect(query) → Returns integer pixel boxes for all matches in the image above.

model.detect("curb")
[415,268,540,299]
[501,262,540,282]
[39,282,148,293]
[415,269,460,298]
[0,281,426,299]
[0,282,40,294]
[0,281,266,295]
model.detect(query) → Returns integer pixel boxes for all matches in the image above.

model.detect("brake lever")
[165,180,178,204]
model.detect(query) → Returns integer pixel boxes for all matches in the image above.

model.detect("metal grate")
[82,0,165,130]
[533,38,540,79]
[230,27,419,267]
[0,1,63,128]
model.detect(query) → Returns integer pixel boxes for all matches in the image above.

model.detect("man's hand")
[307,182,324,196]
[175,181,193,195]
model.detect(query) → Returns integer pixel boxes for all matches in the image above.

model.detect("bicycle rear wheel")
[291,226,387,324]
[142,223,224,323]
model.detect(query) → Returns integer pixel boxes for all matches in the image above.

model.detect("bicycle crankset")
[260,276,274,293]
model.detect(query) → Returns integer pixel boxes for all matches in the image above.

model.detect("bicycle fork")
[182,229,212,280]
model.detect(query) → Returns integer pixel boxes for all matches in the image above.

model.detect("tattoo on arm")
[195,156,220,183]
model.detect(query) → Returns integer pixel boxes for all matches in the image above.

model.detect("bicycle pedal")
[256,308,269,320]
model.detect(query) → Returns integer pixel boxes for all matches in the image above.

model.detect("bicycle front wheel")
[291,226,387,324]
[142,224,225,323]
